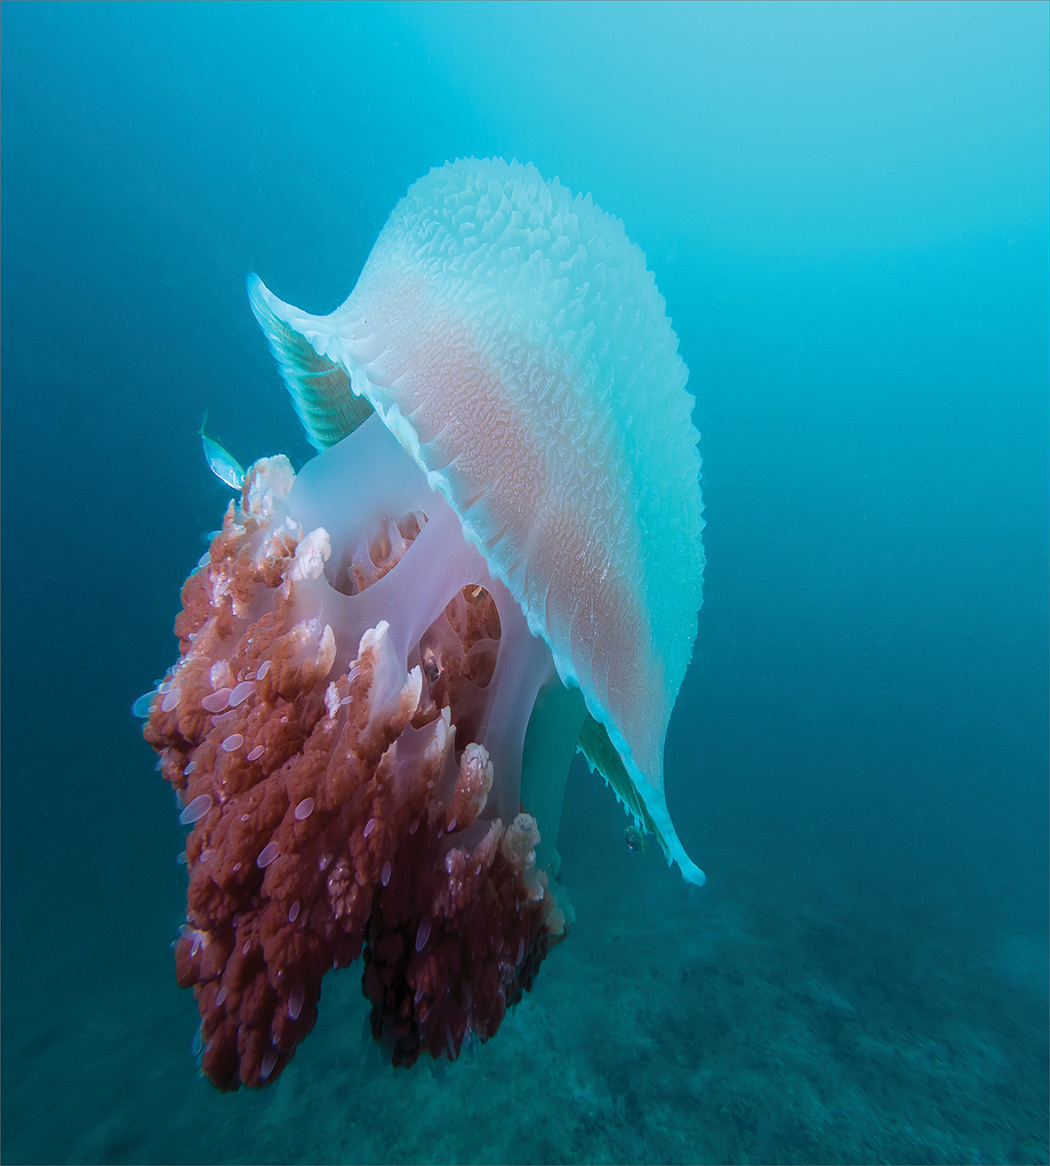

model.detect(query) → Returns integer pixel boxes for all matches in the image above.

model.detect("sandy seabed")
[2,785,1047,1166]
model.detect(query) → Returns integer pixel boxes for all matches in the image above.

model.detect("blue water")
[2,2,1047,1162]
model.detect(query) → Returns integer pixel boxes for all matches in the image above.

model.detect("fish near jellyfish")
[141,157,705,1088]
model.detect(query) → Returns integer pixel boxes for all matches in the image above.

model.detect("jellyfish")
[142,157,705,1088]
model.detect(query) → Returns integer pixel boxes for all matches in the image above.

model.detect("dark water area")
[2,2,1047,1163]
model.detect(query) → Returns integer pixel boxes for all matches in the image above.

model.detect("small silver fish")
[199,411,245,489]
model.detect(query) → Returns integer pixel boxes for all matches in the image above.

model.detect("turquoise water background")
[2,3,1047,1163]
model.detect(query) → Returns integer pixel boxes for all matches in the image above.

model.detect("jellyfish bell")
[250,156,706,881]
[143,157,705,1088]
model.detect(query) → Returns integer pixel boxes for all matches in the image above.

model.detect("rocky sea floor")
[2,776,1047,1165]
